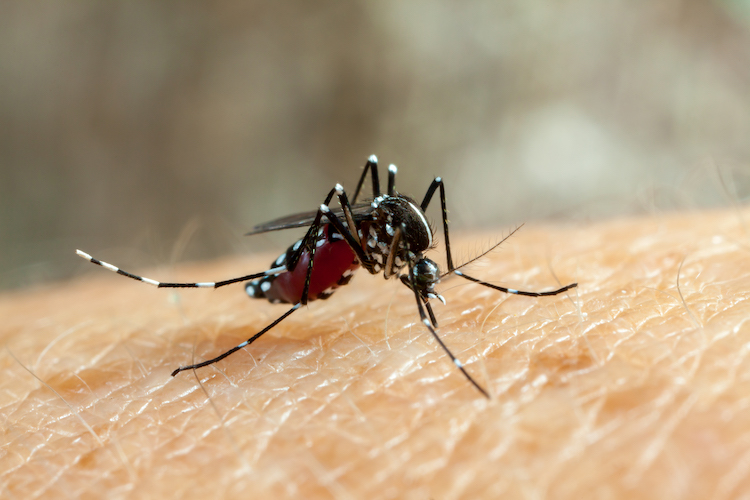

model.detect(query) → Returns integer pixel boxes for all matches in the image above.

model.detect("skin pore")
[1,208,749,499]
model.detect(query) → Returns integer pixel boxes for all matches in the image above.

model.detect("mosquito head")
[409,257,445,304]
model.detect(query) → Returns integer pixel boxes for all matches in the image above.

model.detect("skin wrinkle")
[193,371,250,476]
[3,210,750,498]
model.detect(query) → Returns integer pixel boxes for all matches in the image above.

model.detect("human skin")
[1,209,749,499]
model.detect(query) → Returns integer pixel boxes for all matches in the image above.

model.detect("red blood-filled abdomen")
[265,234,359,304]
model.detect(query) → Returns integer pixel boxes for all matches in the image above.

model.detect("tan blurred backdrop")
[2,0,750,290]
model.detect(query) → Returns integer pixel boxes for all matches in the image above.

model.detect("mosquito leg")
[398,272,441,328]
[411,282,490,399]
[171,303,300,376]
[351,155,381,204]
[173,199,342,376]
[286,173,375,271]
[285,186,340,272]
[382,226,403,279]
[454,271,578,296]
[420,177,454,270]
[299,210,325,306]
[174,200,338,375]
[319,203,372,267]
[387,164,397,196]
[424,300,439,328]
[334,184,362,247]
[420,178,579,295]
[75,250,286,289]
[296,184,375,300]
[281,181,374,300]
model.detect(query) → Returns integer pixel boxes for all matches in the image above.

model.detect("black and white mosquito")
[77,156,577,398]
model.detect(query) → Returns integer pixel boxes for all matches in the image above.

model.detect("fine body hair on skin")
[1,209,750,499]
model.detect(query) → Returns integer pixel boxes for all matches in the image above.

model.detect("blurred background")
[2,0,750,290]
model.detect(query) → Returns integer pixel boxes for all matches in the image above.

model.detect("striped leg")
[75,250,285,288]
[387,163,398,196]
[350,154,398,204]
[172,183,372,376]
[298,183,375,302]
[420,176,454,270]
[351,155,381,204]
[420,178,578,296]
[283,184,372,275]
[410,273,490,399]
[170,303,300,376]
[452,271,577,297]
[172,212,326,375]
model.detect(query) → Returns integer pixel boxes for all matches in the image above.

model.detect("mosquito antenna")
[439,223,578,297]
[441,224,525,278]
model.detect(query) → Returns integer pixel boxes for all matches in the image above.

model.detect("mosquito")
[76,155,577,398]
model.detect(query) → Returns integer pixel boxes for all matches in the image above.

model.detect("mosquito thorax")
[364,194,434,274]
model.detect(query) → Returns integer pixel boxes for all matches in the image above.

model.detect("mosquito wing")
[245,203,375,236]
